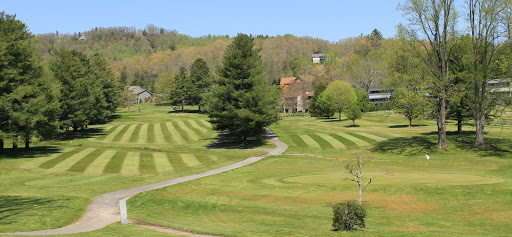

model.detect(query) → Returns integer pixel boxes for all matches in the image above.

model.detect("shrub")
[332,201,367,231]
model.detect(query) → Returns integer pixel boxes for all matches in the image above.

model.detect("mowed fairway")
[0,104,264,233]
[128,112,512,236]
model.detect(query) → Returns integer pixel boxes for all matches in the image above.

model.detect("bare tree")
[351,54,387,93]
[468,0,509,148]
[399,0,457,148]
[340,151,390,206]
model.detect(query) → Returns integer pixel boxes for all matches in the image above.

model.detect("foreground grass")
[0,104,263,233]
[128,112,512,236]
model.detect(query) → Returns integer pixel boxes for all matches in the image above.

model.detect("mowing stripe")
[182,120,202,138]
[328,133,358,148]
[49,148,97,172]
[180,154,201,167]
[289,135,308,147]
[160,122,176,144]
[95,126,114,141]
[346,132,377,144]
[153,153,174,172]
[352,132,386,142]
[68,149,106,172]
[138,124,149,143]
[153,123,167,144]
[121,152,140,174]
[39,148,85,169]
[177,120,199,141]
[197,120,211,129]
[171,121,192,143]
[111,125,130,142]
[84,150,117,175]
[25,148,76,169]
[317,134,346,149]
[336,133,369,146]
[208,155,219,162]
[120,124,137,143]
[147,123,156,143]
[167,153,192,172]
[195,154,216,167]
[103,151,127,174]
[190,120,208,134]
[308,134,334,149]
[103,125,126,142]
[299,135,321,148]
[139,152,156,174]
[129,124,142,143]
[165,122,185,144]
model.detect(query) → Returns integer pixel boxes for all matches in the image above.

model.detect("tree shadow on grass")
[388,124,428,128]
[321,118,350,123]
[206,131,269,149]
[0,195,69,225]
[58,128,105,141]
[372,130,512,157]
[345,124,361,128]
[167,109,202,114]
[371,136,437,156]
[0,146,61,160]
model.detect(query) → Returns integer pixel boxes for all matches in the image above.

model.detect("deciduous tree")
[323,80,357,121]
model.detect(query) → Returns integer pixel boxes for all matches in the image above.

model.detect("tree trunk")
[358,182,362,206]
[409,118,412,127]
[0,138,4,153]
[242,135,248,145]
[457,119,463,134]
[25,136,30,150]
[338,110,342,121]
[437,96,447,148]
[181,100,185,112]
[13,134,18,151]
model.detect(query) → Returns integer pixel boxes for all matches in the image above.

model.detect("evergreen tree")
[169,67,190,112]
[0,12,58,150]
[203,33,279,145]
[189,58,211,111]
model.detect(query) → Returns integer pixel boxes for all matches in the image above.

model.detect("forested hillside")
[34,25,392,94]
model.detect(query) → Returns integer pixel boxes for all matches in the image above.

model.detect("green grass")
[0,104,264,233]
[127,112,512,236]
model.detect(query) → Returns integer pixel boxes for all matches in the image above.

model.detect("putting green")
[284,172,503,185]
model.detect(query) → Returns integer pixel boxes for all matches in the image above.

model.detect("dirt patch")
[369,195,441,215]
[387,225,437,231]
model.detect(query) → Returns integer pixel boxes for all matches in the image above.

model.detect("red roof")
[280,77,297,87]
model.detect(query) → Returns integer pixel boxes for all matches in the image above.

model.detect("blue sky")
[1,0,405,42]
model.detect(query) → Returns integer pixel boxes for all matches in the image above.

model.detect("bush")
[332,201,367,231]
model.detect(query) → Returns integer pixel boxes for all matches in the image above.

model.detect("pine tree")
[0,12,58,150]
[203,33,279,145]
[169,67,190,112]
[189,58,211,111]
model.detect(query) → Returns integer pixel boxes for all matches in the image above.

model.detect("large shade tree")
[399,0,457,148]
[323,80,357,121]
[203,33,279,145]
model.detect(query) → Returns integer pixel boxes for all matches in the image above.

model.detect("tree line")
[0,12,121,151]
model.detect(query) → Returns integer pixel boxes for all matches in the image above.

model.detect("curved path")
[6,128,287,236]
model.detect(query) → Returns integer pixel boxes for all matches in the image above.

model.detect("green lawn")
[127,112,512,236]
[0,104,264,233]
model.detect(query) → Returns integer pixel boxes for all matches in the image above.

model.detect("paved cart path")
[5,128,287,236]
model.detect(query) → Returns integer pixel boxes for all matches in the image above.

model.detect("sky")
[1,0,405,42]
